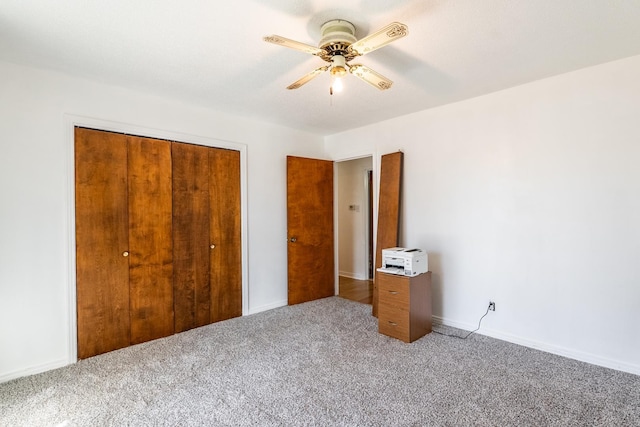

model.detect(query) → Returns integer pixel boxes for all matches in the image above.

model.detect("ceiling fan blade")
[349,64,393,90]
[348,22,408,56]
[287,66,329,90]
[263,35,325,56]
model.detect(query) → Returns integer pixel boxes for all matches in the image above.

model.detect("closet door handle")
[289,237,297,243]
[122,251,129,257]
[210,244,216,249]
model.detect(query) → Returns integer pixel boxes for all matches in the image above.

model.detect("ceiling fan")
[263,19,408,91]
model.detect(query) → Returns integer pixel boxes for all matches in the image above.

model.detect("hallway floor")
[338,276,373,305]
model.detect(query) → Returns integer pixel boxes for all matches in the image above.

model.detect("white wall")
[326,55,640,375]
[0,61,325,382]
[337,157,373,280]
[3,52,640,381]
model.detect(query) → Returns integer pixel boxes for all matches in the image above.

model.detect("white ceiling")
[2,0,640,136]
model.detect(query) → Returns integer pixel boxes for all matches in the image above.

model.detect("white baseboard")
[432,315,640,376]
[6,311,637,383]
[338,271,367,280]
[247,299,287,315]
[0,358,70,384]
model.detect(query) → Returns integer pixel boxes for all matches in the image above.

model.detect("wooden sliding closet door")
[75,128,130,359]
[127,136,174,344]
[77,128,241,357]
[172,144,242,330]
[209,148,242,322]
[172,143,211,332]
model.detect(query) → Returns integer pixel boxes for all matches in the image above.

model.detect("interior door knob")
[122,251,129,257]
[210,244,216,249]
[290,237,297,243]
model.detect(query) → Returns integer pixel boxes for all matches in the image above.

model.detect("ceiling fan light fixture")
[264,18,408,91]
[330,66,347,77]
[330,55,348,77]
[319,20,357,49]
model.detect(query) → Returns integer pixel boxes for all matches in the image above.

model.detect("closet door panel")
[172,142,211,332]
[128,136,174,344]
[209,148,242,322]
[75,128,130,359]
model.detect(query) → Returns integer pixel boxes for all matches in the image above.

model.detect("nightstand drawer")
[378,303,410,342]
[377,273,409,309]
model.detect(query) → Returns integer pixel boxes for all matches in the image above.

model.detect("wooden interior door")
[172,142,211,333]
[209,148,242,322]
[287,156,334,305]
[75,127,130,359]
[127,135,174,344]
[372,151,403,317]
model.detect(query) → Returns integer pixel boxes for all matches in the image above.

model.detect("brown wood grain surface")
[377,272,431,343]
[338,276,373,305]
[75,127,131,359]
[378,302,410,342]
[76,128,242,356]
[372,151,403,317]
[409,272,432,341]
[172,142,211,332]
[127,135,174,344]
[377,272,410,308]
[287,156,334,305]
[209,148,242,322]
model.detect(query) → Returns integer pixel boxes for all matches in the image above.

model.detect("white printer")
[377,247,428,277]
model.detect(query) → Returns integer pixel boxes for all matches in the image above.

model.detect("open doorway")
[336,157,374,304]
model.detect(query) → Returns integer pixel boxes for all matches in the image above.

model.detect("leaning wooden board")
[372,151,403,317]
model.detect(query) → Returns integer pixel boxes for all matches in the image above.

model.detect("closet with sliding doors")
[74,127,241,359]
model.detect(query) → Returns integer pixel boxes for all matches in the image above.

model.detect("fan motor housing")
[319,19,357,49]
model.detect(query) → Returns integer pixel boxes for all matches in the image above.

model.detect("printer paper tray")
[377,267,405,276]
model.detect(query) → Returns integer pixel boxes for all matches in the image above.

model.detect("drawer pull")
[387,321,397,326]
[388,291,398,295]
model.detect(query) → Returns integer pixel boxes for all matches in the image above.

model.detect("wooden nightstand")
[377,271,432,343]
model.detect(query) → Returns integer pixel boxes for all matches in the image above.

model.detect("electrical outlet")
[489,301,496,311]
